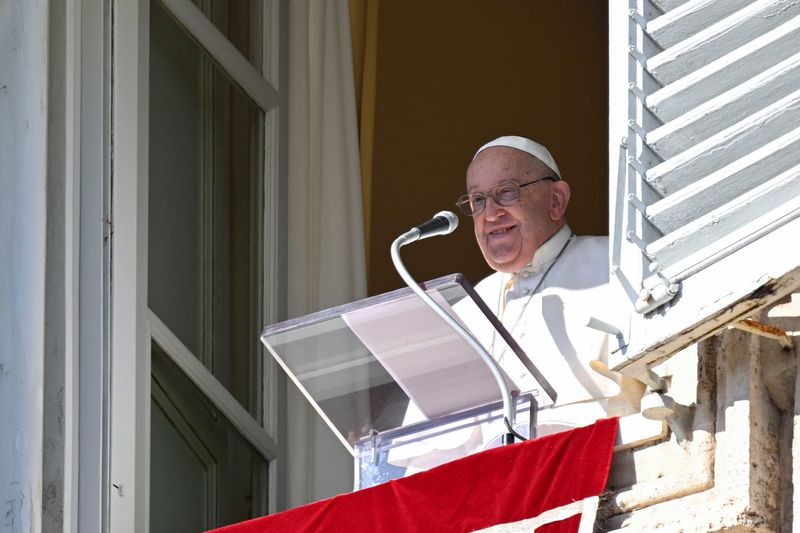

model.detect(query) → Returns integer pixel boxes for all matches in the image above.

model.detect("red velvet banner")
[209,417,618,533]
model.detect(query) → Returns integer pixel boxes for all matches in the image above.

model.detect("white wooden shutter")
[608,0,800,377]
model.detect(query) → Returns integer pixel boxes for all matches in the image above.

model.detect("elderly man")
[390,135,633,471]
[457,135,630,433]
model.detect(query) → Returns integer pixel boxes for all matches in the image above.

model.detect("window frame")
[108,0,287,529]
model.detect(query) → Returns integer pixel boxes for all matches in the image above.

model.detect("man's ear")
[550,180,571,221]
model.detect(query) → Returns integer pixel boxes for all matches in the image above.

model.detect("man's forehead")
[466,148,550,189]
[466,177,519,192]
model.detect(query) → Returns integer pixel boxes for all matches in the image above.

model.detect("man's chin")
[487,258,522,274]
[485,247,535,273]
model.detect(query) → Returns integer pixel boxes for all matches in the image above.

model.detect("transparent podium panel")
[354,394,536,489]
[261,274,555,456]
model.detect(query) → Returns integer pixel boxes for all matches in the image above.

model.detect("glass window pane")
[151,398,211,532]
[150,341,268,530]
[149,0,264,413]
[149,0,204,357]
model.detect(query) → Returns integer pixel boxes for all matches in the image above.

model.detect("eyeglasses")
[455,176,558,216]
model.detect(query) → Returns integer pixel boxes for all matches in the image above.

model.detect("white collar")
[516,224,573,276]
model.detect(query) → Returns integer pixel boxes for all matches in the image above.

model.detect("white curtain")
[288,0,367,317]
[285,0,367,508]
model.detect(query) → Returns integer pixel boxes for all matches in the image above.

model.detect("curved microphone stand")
[391,211,517,445]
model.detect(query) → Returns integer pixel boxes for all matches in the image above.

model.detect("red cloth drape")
[210,417,618,533]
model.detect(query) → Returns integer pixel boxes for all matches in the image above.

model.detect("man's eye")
[496,187,518,202]
[470,195,486,207]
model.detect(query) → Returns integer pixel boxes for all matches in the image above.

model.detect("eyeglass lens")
[457,177,555,216]
[458,185,521,216]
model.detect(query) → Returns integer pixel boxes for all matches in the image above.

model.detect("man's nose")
[483,196,504,220]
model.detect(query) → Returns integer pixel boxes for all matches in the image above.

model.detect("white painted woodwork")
[259,4,287,513]
[650,0,692,13]
[647,165,800,276]
[645,14,800,122]
[262,0,283,89]
[109,0,151,530]
[613,221,800,376]
[608,0,800,372]
[646,0,800,85]
[148,310,279,461]
[45,1,83,530]
[645,89,800,193]
[647,51,800,159]
[147,0,287,521]
[646,0,752,50]
[158,0,279,112]
[645,132,800,234]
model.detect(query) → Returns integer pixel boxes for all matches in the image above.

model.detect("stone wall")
[598,297,799,532]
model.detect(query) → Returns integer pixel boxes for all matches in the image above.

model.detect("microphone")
[400,211,459,245]
[389,209,517,443]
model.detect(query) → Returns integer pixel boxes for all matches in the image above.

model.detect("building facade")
[3,0,800,531]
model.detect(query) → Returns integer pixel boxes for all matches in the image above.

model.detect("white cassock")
[391,225,639,469]
[467,224,627,434]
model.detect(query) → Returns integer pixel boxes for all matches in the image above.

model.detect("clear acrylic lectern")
[260,274,556,489]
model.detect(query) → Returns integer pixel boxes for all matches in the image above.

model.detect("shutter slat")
[646,127,800,233]
[645,88,800,194]
[645,165,800,275]
[651,0,692,13]
[647,51,800,159]
[647,0,752,49]
[645,16,800,122]
[646,0,800,85]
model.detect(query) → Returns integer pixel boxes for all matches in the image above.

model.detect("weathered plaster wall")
[0,2,49,531]
[598,299,799,532]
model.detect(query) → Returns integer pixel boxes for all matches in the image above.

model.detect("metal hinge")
[635,281,681,314]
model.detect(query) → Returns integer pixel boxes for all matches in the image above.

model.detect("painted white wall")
[0,2,49,531]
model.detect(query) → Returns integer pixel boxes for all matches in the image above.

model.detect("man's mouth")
[489,225,515,236]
